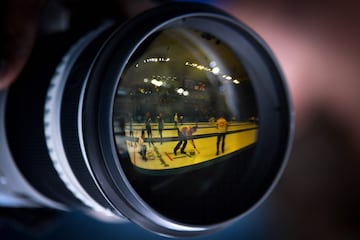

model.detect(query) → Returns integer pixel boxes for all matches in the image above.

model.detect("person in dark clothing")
[144,112,153,146]
[157,112,164,144]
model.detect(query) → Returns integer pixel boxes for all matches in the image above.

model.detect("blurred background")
[1,0,360,239]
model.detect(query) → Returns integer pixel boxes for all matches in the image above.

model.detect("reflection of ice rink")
[115,122,257,172]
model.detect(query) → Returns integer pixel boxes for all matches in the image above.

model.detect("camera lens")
[1,2,293,237]
[115,26,259,223]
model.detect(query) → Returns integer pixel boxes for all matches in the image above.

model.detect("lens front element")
[110,21,264,225]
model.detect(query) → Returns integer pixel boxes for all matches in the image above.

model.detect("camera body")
[0,2,293,237]
[0,92,65,209]
[0,21,123,219]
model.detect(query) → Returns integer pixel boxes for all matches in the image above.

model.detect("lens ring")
[81,2,293,237]
[44,22,123,217]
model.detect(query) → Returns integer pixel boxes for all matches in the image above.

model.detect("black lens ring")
[81,2,293,236]
[5,35,86,207]
[57,24,121,211]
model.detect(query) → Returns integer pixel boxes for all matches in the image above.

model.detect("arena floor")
[115,121,258,173]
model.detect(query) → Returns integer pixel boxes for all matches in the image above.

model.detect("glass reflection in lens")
[113,28,258,174]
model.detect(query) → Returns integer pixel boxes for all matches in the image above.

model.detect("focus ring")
[44,23,122,217]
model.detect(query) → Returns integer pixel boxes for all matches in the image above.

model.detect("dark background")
[0,208,271,239]
[1,0,360,239]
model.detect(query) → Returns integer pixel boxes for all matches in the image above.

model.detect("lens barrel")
[2,2,293,237]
